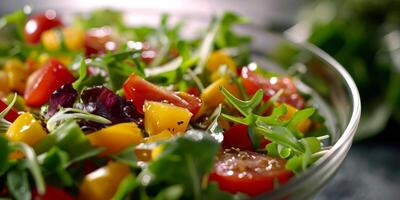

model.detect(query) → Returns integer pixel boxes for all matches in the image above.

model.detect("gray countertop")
[317,121,400,200]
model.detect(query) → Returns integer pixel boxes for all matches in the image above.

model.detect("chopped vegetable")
[6,112,47,146]
[87,122,143,155]
[79,162,131,200]
[144,101,192,135]
[24,59,75,107]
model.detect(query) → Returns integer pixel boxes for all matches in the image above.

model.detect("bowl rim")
[250,29,361,198]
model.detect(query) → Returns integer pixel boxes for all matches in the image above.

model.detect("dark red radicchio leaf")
[80,86,143,130]
[47,84,78,116]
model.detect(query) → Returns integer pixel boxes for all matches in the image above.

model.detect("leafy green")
[221,86,326,173]
[0,9,27,40]
[215,12,251,49]
[91,50,142,91]
[46,108,111,132]
[40,147,74,186]
[35,120,95,159]
[221,87,263,116]
[72,58,89,91]
[297,0,400,137]
[139,130,220,200]
[9,142,46,194]
[73,9,124,30]
[6,167,31,200]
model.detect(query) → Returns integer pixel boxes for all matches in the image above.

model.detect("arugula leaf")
[221,86,326,173]
[72,58,88,91]
[206,104,224,142]
[0,9,27,40]
[35,120,94,159]
[46,108,111,132]
[141,130,220,199]
[6,167,31,200]
[10,142,46,195]
[215,12,251,49]
[40,147,74,187]
[221,87,264,116]
[92,50,142,91]
[194,18,219,74]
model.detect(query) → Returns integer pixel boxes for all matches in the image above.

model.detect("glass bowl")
[1,5,361,199]
[72,10,363,200]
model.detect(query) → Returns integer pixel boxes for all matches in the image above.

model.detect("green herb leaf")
[72,58,88,91]
[46,108,111,132]
[6,168,31,200]
[10,142,46,195]
[35,120,93,159]
[142,130,220,199]
[221,87,264,116]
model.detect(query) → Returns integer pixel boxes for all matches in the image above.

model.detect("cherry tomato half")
[0,100,19,122]
[32,185,74,200]
[123,74,201,115]
[209,149,293,197]
[241,67,305,109]
[24,59,75,107]
[24,10,63,44]
[222,124,270,151]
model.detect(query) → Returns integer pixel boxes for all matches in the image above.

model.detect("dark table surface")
[317,120,400,200]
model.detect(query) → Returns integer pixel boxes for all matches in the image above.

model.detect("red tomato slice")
[123,74,201,115]
[24,11,63,44]
[241,67,305,109]
[186,86,200,97]
[0,100,19,122]
[222,124,270,151]
[32,185,74,200]
[24,59,75,107]
[209,149,293,197]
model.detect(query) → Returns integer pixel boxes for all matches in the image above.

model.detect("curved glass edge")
[252,32,361,199]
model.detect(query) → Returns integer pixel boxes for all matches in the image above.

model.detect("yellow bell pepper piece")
[6,112,47,146]
[279,103,312,133]
[62,27,85,51]
[206,51,236,73]
[201,76,239,109]
[79,162,130,200]
[3,59,29,94]
[207,51,237,81]
[144,101,192,136]
[145,130,173,143]
[87,122,143,156]
[41,29,62,51]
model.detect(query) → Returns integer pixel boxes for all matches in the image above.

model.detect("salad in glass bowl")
[0,8,359,200]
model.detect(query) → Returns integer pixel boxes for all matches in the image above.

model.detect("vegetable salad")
[0,8,330,200]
